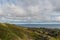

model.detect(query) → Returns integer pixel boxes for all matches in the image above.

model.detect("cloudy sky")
[0,0,60,24]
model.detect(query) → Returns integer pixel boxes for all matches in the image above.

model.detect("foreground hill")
[0,23,60,40]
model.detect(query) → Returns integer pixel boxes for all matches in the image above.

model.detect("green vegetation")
[0,23,60,40]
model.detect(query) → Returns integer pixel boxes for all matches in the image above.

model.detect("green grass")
[0,23,60,40]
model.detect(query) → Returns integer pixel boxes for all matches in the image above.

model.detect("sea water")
[16,24,60,28]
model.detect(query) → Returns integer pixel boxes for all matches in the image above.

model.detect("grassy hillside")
[0,23,60,40]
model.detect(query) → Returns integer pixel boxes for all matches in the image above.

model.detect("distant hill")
[0,23,60,40]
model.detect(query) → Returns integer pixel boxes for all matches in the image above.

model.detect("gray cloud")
[49,0,60,11]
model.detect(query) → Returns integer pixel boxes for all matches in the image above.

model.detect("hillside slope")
[0,23,60,40]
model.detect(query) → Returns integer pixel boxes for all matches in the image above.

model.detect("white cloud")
[8,4,26,16]
[0,7,6,16]
[27,0,54,21]
[55,16,60,21]
[28,5,40,14]
[0,0,60,23]
[2,4,27,17]
[0,9,3,14]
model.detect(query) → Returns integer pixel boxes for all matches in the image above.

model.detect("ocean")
[16,24,60,28]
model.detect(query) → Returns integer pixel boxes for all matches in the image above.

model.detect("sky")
[0,0,60,24]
